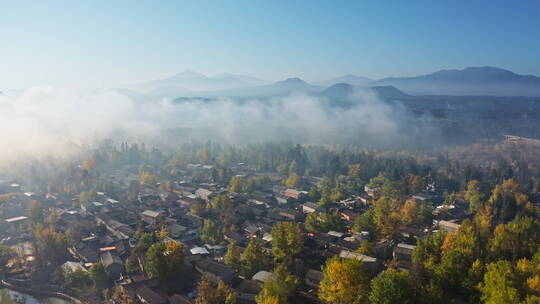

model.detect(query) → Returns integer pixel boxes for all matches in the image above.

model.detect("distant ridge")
[316,74,372,87]
[375,66,540,96]
[141,70,269,92]
[133,66,540,99]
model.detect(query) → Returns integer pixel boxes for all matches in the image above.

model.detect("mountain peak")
[316,74,372,87]
[274,77,308,86]
[170,70,207,80]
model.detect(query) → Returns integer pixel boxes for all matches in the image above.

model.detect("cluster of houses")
[0,162,471,304]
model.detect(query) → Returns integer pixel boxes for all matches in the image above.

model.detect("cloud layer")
[0,86,427,164]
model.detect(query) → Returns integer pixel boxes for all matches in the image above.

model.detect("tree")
[111,286,136,304]
[201,219,223,245]
[65,267,92,290]
[145,240,184,282]
[228,176,245,193]
[26,200,44,225]
[271,222,303,266]
[308,187,321,202]
[195,277,236,304]
[374,197,403,241]
[434,249,472,296]
[319,194,332,211]
[139,171,158,185]
[136,232,156,253]
[403,173,424,195]
[319,256,370,304]
[330,185,346,202]
[256,264,299,304]
[82,156,97,171]
[479,260,523,304]
[465,180,484,214]
[400,198,432,226]
[355,239,373,256]
[225,242,242,271]
[256,296,280,304]
[352,209,378,241]
[348,164,362,180]
[33,224,68,265]
[66,222,84,246]
[89,262,109,289]
[413,230,446,267]
[304,212,321,233]
[488,179,529,223]
[488,216,539,261]
[320,211,346,232]
[284,173,301,188]
[242,237,266,277]
[79,189,97,203]
[440,222,478,262]
[401,199,420,226]
[462,259,484,303]
[196,149,212,165]
[0,245,16,272]
[369,269,417,304]
[213,194,233,211]
[319,176,333,194]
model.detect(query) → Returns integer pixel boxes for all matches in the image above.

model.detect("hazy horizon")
[2,0,540,89]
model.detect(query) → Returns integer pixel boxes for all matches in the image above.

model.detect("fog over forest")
[0,85,440,165]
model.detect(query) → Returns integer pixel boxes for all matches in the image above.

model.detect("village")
[0,146,475,304]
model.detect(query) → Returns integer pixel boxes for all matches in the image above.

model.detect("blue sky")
[1,0,539,88]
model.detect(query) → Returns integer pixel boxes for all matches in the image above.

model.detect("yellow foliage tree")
[319,256,370,304]
[139,171,158,185]
[284,173,301,188]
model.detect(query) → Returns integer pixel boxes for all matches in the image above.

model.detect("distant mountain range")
[374,67,540,96]
[140,70,270,93]
[129,66,540,99]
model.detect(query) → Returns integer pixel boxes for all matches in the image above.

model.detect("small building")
[190,247,210,255]
[179,196,198,208]
[168,223,187,238]
[194,259,236,285]
[393,243,416,262]
[277,208,303,221]
[136,285,168,304]
[364,186,380,198]
[302,202,321,214]
[225,231,247,246]
[195,188,214,201]
[275,195,290,205]
[339,250,379,272]
[372,239,394,260]
[438,220,461,233]
[141,210,165,225]
[161,192,179,203]
[283,189,304,200]
[101,251,124,279]
[244,225,261,237]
